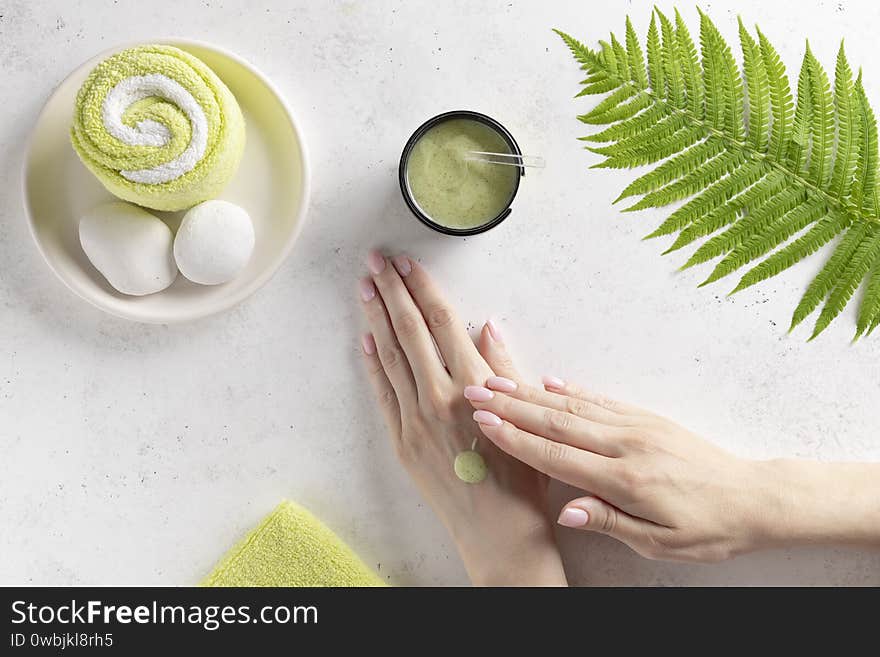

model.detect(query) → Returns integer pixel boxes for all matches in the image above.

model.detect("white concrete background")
[1,0,879,586]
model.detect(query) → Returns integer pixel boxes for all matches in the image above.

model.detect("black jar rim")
[398,110,524,236]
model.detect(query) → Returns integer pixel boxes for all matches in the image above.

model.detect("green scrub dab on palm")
[400,111,523,235]
[454,443,488,484]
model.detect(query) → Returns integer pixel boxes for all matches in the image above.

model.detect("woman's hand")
[358,251,567,586]
[463,377,790,562]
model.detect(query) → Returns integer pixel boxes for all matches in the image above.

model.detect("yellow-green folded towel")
[71,44,245,211]
[202,501,385,587]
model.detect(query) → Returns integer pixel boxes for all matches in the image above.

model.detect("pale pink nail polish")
[486,319,503,342]
[558,508,589,528]
[542,375,566,391]
[361,333,377,355]
[463,386,494,402]
[367,250,387,275]
[473,410,503,426]
[359,277,376,302]
[392,255,412,277]
[486,376,517,393]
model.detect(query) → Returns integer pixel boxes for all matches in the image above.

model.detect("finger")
[359,276,417,405]
[482,375,637,428]
[394,256,482,377]
[476,320,522,380]
[360,333,401,437]
[542,376,654,417]
[557,496,664,557]
[367,251,448,389]
[465,387,623,456]
[473,411,621,495]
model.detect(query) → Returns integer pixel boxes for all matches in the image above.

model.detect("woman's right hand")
[464,376,880,562]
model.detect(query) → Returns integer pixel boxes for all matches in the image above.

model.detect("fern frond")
[647,158,763,238]
[757,26,793,161]
[592,125,706,169]
[625,17,649,88]
[702,197,825,285]
[657,9,686,108]
[856,260,880,338]
[828,43,859,199]
[790,220,870,330]
[731,213,849,294]
[810,225,880,339]
[558,9,880,338]
[579,104,667,143]
[614,137,725,201]
[805,45,835,188]
[686,184,805,272]
[622,149,740,211]
[646,14,665,93]
[738,20,769,153]
[665,168,785,252]
[675,8,704,118]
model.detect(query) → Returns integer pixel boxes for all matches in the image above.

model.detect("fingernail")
[473,410,502,427]
[391,255,412,277]
[361,333,377,355]
[542,375,566,391]
[486,319,503,341]
[464,386,494,402]
[486,376,517,393]
[558,508,589,528]
[359,277,376,302]
[367,250,386,275]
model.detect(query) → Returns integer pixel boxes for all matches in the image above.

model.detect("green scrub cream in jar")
[400,111,523,235]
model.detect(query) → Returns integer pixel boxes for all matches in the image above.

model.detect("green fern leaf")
[587,114,687,158]
[787,55,813,173]
[702,197,825,285]
[611,34,630,81]
[790,220,870,330]
[810,225,880,338]
[852,79,879,215]
[579,105,666,143]
[657,9,686,107]
[557,9,880,338]
[665,168,785,253]
[805,46,835,187]
[579,86,637,119]
[686,184,805,272]
[732,214,849,294]
[614,137,725,201]
[579,93,651,124]
[739,18,770,152]
[856,260,880,338]
[622,149,740,211]
[675,8,704,118]
[646,14,665,93]
[757,27,793,161]
[647,159,764,238]
[828,43,859,199]
[592,125,706,169]
[625,17,649,88]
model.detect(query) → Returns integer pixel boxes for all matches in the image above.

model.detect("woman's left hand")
[358,250,566,586]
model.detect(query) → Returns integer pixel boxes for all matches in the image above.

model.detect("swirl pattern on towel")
[71,45,245,212]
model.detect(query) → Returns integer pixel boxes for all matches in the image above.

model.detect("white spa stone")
[173,200,255,285]
[79,201,177,296]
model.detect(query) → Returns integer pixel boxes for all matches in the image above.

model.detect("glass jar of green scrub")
[399,111,524,235]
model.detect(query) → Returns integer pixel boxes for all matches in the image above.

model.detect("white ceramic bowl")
[22,40,310,323]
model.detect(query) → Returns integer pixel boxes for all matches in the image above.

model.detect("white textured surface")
[2,0,879,586]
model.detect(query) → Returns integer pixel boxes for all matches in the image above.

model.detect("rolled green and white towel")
[71,45,245,212]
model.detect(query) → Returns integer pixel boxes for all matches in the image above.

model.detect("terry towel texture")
[203,501,385,587]
[71,45,245,211]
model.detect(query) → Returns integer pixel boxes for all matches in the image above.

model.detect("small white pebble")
[174,200,255,285]
[79,201,177,296]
